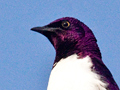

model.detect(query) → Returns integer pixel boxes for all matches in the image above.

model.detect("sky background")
[0,0,120,90]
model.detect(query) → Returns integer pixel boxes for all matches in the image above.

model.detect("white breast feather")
[47,54,108,90]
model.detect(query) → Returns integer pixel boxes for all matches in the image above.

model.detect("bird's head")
[31,17,101,62]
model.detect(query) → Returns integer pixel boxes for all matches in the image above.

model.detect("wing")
[92,57,119,90]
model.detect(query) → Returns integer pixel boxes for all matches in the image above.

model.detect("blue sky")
[0,0,120,90]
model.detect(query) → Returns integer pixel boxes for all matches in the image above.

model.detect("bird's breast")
[47,54,107,90]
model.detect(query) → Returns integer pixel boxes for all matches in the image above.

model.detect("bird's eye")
[61,21,70,29]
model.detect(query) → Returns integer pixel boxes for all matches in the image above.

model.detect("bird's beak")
[31,26,60,33]
[31,26,60,45]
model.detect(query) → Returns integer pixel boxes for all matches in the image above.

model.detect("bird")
[31,17,119,90]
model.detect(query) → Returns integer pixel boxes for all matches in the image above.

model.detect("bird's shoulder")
[92,57,119,90]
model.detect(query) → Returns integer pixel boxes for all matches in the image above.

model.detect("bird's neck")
[53,37,102,66]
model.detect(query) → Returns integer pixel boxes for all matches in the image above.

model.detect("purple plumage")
[31,17,119,90]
